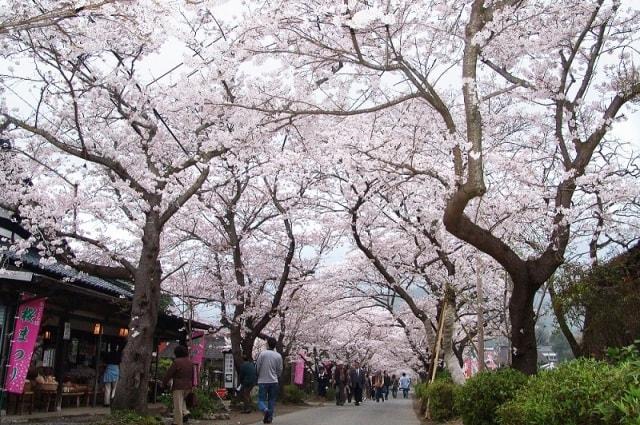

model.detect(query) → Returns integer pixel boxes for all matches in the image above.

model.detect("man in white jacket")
[398,373,411,399]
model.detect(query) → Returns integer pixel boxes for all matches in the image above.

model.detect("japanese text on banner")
[5,297,46,394]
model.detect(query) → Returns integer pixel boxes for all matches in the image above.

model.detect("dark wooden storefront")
[0,212,210,415]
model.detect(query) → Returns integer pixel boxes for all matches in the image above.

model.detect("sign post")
[223,351,236,390]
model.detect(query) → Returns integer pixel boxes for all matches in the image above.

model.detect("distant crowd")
[317,361,412,405]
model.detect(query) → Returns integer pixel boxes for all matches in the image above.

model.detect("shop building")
[0,208,210,414]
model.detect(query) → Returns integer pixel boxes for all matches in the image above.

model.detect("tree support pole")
[425,299,447,420]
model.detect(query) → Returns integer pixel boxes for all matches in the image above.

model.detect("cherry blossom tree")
[0,3,242,411]
[0,0,117,35]
[166,151,334,376]
[215,0,640,374]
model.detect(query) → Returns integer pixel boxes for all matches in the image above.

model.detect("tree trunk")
[441,291,466,385]
[548,283,582,358]
[509,280,538,375]
[229,325,259,378]
[229,325,244,377]
[423,316,438,380]
[112,213,162,413]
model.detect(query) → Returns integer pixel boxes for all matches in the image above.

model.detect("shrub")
[281,384,306,404]
[159,388,224,419]
[413,382,429,413]
[606,340,640,364]
[415,382,428,400]
[456,368,528,425]
[600,386,640,425]
[188,387,225,419]
[157,392,172,411]
[325,386,336,401]
[425,378,459,422]
[97,410,161,425]
[597,356,640,425]
[497,358,629,425]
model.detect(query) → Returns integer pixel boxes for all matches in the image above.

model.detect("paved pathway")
[253,397,419,425]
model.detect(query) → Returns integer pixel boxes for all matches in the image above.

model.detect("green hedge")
[158,388,224,419]
[456,368,528,425]
[599,347,640,425]
[422,379,460,422]
[189,388,225,418]
[281,384,306,404]
[497,359,630,425]
[415,382,428,407]
[97,411,161,425]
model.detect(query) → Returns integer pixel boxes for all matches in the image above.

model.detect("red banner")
[294,358,304,385]
[5,296,46,394]
[189,331,206,387]
[190,331,206,366]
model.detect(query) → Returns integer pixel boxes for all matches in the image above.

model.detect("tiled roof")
[3,249,133,298]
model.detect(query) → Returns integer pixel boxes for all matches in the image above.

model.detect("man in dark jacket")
[162,345,194,425]
[383,370,391,400]
[348,361,366,406]
[238,354,257,413]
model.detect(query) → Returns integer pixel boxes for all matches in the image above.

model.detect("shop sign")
[189,330,206,386]
[223,351,235,389]
[4,295,46,394]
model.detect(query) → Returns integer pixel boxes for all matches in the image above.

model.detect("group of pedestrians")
[326,360,367,406]
[163,336,283,425]
[236,336,284,424]
[325,362,413,406]
[163,339,412,425]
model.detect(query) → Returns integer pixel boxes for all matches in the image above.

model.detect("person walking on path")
[399,373,411,399]
[365,372,374,400]
[391,374,399,399]
[373,371,385,402]
[102,351,120,407]
[347,361,365,406]
[383,371,391,400]
[238,354,257,413]
[162,345,194,425]
[332,363,347,406]
[256,337,283,424]
[344,365,353,404]
[317,366,329,397]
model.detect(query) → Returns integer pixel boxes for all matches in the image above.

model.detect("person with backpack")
[238,354,257,413]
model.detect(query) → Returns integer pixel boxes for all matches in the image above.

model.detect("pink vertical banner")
[294,358,304,385]
[5,296,46,394]
[189,330,205,366]
[463,357,481,378]
[189,331,206,387]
